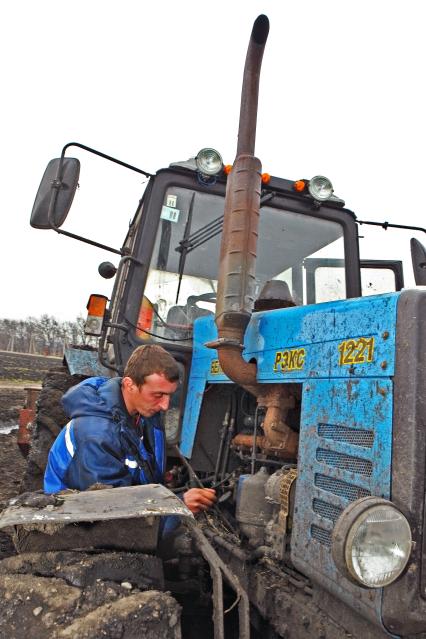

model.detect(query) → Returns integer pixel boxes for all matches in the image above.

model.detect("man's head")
[121,345,180,417]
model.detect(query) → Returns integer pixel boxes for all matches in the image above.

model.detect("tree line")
[0,315,93,356]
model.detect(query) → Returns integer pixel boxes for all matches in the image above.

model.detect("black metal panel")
[381,289,426,636]
[189,384,235,473]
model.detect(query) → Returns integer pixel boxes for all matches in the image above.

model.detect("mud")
[0,388,33,559]
[0,350,61,384]
[0,368,183,638]
[0,385,32,505]
[0,431,26,506]
[0,386,26,434]
[0,556,181,638]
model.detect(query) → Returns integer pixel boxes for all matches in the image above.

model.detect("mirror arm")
[49,225,123,255]
[62,142,153,178]
[45,149,125,255]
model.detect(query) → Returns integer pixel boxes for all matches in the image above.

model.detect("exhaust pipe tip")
[252,14,269,46]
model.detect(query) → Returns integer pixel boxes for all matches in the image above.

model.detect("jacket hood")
[62,376,129,422]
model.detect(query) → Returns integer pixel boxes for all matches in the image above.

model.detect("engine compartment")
[167,384,301,563]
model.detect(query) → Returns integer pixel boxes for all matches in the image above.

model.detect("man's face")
[123,373,178,417]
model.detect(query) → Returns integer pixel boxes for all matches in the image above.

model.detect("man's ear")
[122,376,134,392]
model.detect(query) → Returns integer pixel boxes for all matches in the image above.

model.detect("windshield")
[138,186,345,344]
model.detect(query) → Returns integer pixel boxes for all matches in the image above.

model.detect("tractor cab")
[30,143,369,372]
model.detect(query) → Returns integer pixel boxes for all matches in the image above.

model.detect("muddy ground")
[0,376,44,563]
[0,350,61,505]
[0,387,33,505]
[0,350,61,384]
[0,354,184,637]
[0,352,61,556]
[0,412,27,559]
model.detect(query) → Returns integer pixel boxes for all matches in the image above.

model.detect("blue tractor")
[6,13,426,639]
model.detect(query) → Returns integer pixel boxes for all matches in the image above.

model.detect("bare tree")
[0,315,89,355]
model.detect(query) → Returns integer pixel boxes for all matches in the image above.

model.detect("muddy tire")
[0,550,181,639]
[20,365,86,493]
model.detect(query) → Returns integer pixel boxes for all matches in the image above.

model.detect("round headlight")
[332,497,412,588]
[308,175,334,201]
[196,148,223,176]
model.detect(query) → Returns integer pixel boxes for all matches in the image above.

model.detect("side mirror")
[30,157,80,229]
[410,238,426,285]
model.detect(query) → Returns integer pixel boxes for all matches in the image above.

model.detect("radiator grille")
[315,473,371,501]
[316,448,372,476]
[294,375,392,605]
[318,423,374,448]
[311,524,332,547]
[312,498,343,523]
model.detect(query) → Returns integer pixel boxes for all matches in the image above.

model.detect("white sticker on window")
[161,206,180,223]
[167,194,177,208]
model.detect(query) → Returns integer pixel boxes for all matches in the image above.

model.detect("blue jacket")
[44,376,166,494]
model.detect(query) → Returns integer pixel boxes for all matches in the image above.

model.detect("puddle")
[0,424,18,435]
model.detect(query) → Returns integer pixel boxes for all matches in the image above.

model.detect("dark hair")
[124,344,179,386]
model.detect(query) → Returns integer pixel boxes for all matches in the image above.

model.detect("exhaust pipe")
[207,15,298,459]
[208,15,269,388]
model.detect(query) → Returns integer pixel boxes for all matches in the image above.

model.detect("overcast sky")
[2,0,425,321]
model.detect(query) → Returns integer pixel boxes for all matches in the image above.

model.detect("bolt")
[382,331,389,340]
[380,361,388,370]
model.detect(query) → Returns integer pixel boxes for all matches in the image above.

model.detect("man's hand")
[183,488,217,514]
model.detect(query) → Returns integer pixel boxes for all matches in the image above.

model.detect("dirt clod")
[0,358,183,638]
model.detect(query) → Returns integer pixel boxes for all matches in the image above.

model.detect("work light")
[195,148,223,176]
[308,175,334,202]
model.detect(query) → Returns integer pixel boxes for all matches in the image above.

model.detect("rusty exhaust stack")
[208,14,269,388]
[208,15,298,459]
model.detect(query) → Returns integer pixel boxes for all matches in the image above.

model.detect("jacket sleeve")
[65,437,133,491]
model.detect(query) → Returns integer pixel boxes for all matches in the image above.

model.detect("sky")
[1,0,425,322]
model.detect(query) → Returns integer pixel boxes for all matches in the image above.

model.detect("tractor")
[2,13,426,639]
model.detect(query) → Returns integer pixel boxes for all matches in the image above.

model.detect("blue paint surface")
[291,376,393,624]
[182,293,398,457]
[181,292,399,628]
[246,292,398,381]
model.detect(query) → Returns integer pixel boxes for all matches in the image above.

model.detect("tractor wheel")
[20,365,86,493]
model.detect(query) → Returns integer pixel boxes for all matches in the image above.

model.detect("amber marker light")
[261,173,271,184]
[87,294,107,317]
[224,164,233,175]
[85,294,108,336]
[294,180,306,192]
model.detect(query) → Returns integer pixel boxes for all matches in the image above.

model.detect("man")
[44,344,216,514]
